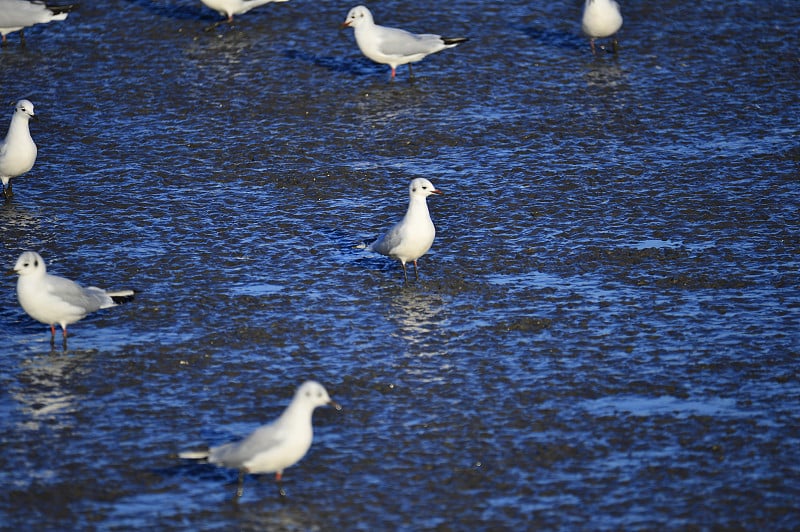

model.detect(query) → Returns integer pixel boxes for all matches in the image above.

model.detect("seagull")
[0,99,37,199]
[581,0,623,54]
[0,0,75,44]
[12,251,135,340]
[200,0,289,24]
[367,178,442,282]
[179,380,342,498]
[341,5,468,79]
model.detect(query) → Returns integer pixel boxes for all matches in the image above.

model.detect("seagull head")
[341,5,372,29]
[409,178,443,199]
[13,251,47,277]
[296,380,342,411]
[15,100,37,121]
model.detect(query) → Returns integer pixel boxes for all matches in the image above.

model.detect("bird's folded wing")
[44,277,109,312]
[378,28,443,56]
[209,424,287,467]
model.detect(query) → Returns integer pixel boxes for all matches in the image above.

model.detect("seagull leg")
[611,38,619,53]
[50,324,57,338]
[275,471,287,497]
[408,63,414,79]
[400,262,409,283]
[235,470,245,498]
[590,38,596,55]
[390,66,396,80]
[413,260,420,280]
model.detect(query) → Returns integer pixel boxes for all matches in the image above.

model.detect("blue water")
[0,0,798,529]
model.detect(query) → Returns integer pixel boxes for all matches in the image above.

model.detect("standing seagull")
[341,5,468,79]
[13,251,135,340]
[0,99,37,199]
[0,0,75,44]
[581,0,623,54]
[367,178,442,282]
[200,0,289,24]
[179,380,342,498]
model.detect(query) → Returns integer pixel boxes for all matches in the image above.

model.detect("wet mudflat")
[0,0,798,529]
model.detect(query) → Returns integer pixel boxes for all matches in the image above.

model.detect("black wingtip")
[110,291,136,305]
[48,3,78,15]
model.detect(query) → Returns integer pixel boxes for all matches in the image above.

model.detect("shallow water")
[0,0,798,529]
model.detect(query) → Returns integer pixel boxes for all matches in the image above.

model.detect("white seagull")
[341,5,468,79]
[581,0,623,54]
[179,380,342,498]
[0,99,37,199]
[13,251,135,340]
[200,0,289,24]
[367,178,442,282]
[0,0,75,44]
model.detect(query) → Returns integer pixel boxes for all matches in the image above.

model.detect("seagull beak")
[329,399,343,411]
[340,21,351,29]
[432,189,443,195]
[6,268,18,276]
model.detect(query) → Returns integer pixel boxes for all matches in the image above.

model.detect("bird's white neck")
[6,115,31,141]
[279,403,314,427]
[406,195,431,219]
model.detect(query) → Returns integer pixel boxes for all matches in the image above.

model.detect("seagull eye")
[34,260,38,267]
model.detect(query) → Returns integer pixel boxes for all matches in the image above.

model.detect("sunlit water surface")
[0,0,798,529]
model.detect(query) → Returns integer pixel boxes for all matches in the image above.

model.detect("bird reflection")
[584,60,626,89]
[388,290,447,350]
[1,199,46,242]
[11,348,95,430]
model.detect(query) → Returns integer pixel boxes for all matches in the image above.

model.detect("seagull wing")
[44,275,113,313]
[208,423,288,469]
[376,27,444,57]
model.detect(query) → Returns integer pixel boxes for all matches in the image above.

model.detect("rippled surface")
[0,0,798,529]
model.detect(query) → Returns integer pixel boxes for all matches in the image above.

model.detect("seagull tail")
[442,37,468,46]
[108,289,136,304]
[178,449,211,461]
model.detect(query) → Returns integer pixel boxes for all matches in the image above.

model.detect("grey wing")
[209,424,286,469]
[0,1,47,25]
[368,222,404,255]
[46,275,113,313]
[378,27,445,56]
